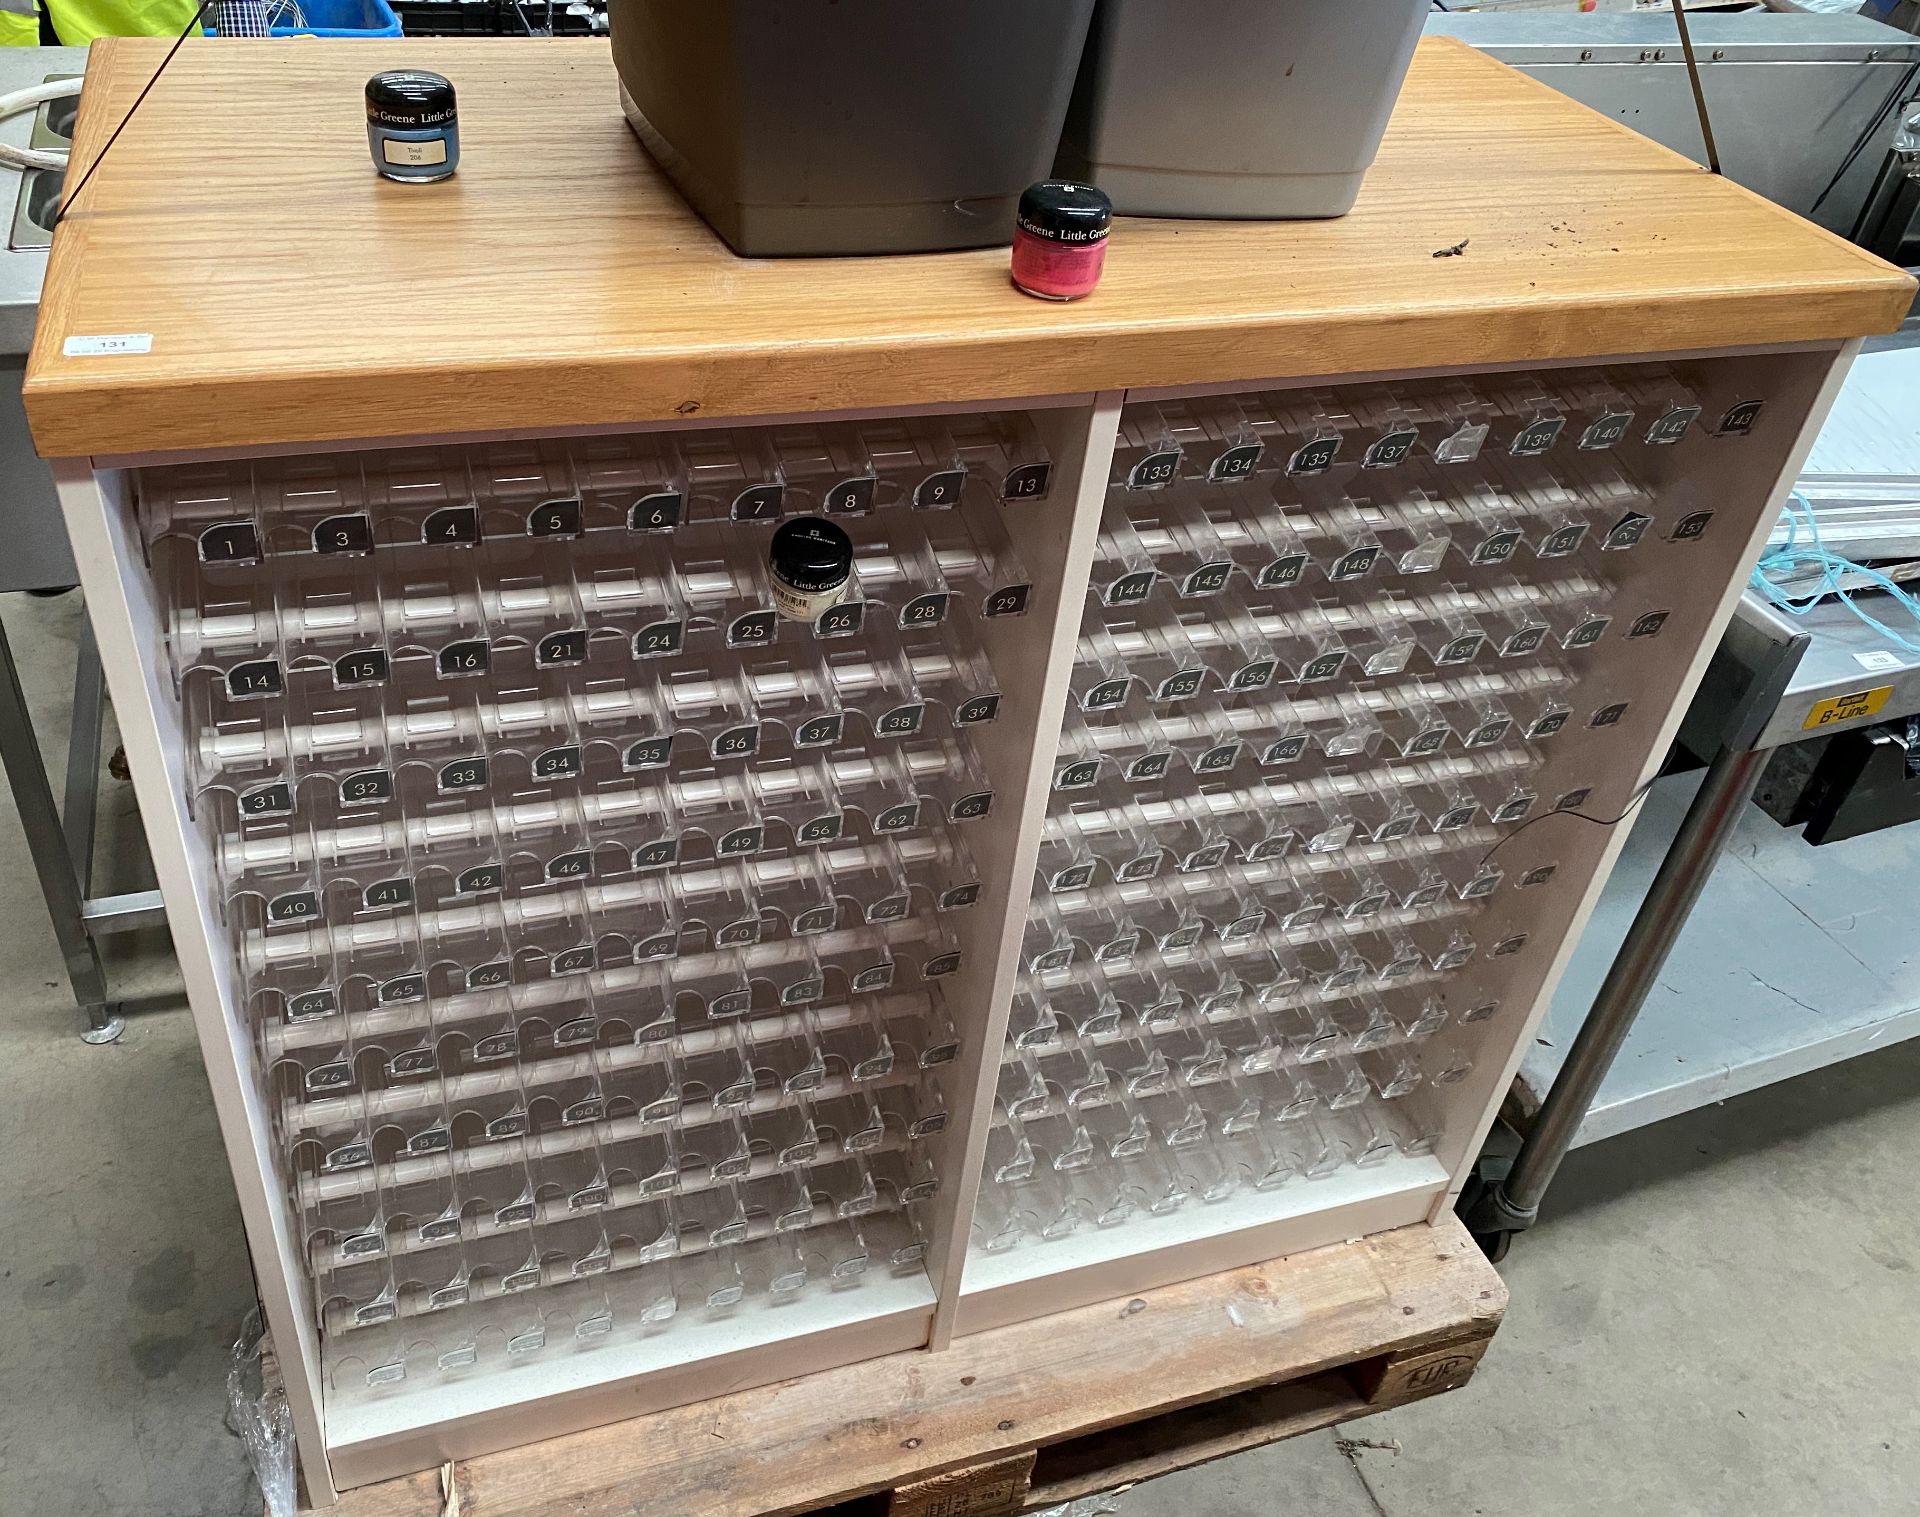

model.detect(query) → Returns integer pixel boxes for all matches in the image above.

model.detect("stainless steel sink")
[9,74,78,252]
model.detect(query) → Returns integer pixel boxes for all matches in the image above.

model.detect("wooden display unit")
[27,34,1910,1507]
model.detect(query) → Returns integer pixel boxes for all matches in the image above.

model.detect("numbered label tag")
[1519,864,1559,889]
[1374,811,1419,842]
[379,973,426,1004]
[313,513,372,555]
[1645,405,1701,445]
[874,800,921,835]
[1180,561,1232,599]
[198,520,261,563]
[717,825,764,858]
[1083,676,1131,712]
[226,659,283,700]
[624,735,673,771]
[1466,717,1513,748]
[950,790,995,822]
[824,475,875,515]
[1500,624,1548,658]
[1129,448,1181,490]
[1590,701,1629,729]
[422,505,479,546]
[1403,882,1448,911]
[240,782,293,817]
[1050,862,1096,893]
[1435,802,1479,831]
[1603,512,1653,551]
[1629,609,1671,640]
[727,609,777,648]
[797,812,843,846]
[455,862,503,895]
[1471,529,1521,567]
[874,703,926,739]
[1299,649,1348,683]
[1555,788,1593,813]
[984,582,1032,618]
[898,592,950,629]
[795,713,844,748]
[1247,830,1295,863]
[474,1030,518,1062]
[465,960,510,990]
[794,903,838,935]
[1404,723,1451,758]
[283,986,333,1020]
[1527,706,1572,741]
[1287,435,1341,476]
[633,618,684,659]
[633,838,680,870]
[852,962,897,993]
[1182,841,1232,872]
[1491,793,1538,824]
[1118,853,1163,882]
[438,639,490,678]
[537,628,587,667]
[1106,570,1156,607]
[1492,933,1531,959]
[731,483,784,522]
[923,951,962,980]
[1718,400,1764,436]
[1329,545,1379,581]
[438,756,489,793]
[267,889,317,924]
[1229,658,1278,692]
[1509,415,1564,457]
[1155,668,1206,702]
[332,648,389,688]
[364,876,413,910]
[1436,632,1484,666]
[1056,758,1101,791]
[1564,615,1611,649]
[545,849,592,882]
[955,693,1001,726]
[815,600,864,639]
[1363,427,1419,470]
[940,882,982,910]
[710,723,760,761]
[629,489,683,532]
[1537,522,1589,558]
[537,748,579,783]
[1578,410,1634,451]
[914,468,966,509]
[1003,461,1051,500]
[1194,742,1240,775]
[715,917,761,949]
[528,497,582,538]
[1257,553,1307,591]
[1210,442,1263,481]
[1670,510,1714,542]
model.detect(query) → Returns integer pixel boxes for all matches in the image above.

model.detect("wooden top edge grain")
[323,1216,1505,1517]
[25,34,1914,460]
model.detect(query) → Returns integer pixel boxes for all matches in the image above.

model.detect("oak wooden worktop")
[24,34,1913,460]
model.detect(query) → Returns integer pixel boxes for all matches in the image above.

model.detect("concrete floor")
[4,588,1919,1517]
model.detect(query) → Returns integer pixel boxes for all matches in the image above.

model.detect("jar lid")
[366,71,457,128]
[1016,181,1112,245]
[770,517,854,593]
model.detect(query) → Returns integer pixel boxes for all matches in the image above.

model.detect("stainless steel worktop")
[0,46,81,360]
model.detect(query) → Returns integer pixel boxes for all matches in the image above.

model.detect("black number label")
[1300,650,1347,683]
[1057,758,1100,790]
[795,905,838,935]
[1051,863,1096,892]
[949,790,994,822]
[528,497,582,538]
[465,960,510,989]
[1261,734,1309,766]
[796,713,844,748]
[288,989,337,1020]
[1590,701,1629,729]
[1603,512,1653,551]
[1155,669,1206,702]
[634,618,684,659]
[1210,442,1263,481]
[852,963,897,994]
[1117,854,1163,883]
[334,648,389,687]
[1437,634,1483,666]
[923,952,961,980]
[636,933,677,961]
[717,826,763,858]
[1644,405,1700,445]
[1195,743,1239,774]
[1492,794,1538,824]
[1538,523,1588,558]
[1329,545,1379,581]
[899,592,949,628]
[1509,416,1565,457]
[711,723,760,760]
[1126,752,1171,782]
[1436,804,1478,832]
[798,812,842,845]
[940,883,982,910]
[815,601,864,639]
[438,639,490,678]
[267,890,317,923]
[1106,570,1156,607]
[955,693,1001,726]
[1182,842,1231,872]
[533,745,582,782]
[313,513,372,555]
[1129,448,1181,490]
[1565,616,1610,650]
[1083,677,1131,712]
[1472,530,1521,567]
[1003,461,1051,500]
[633,839,679,870]
[240,782,293,817]
[1501,626,1548,658]
[1670,510,1714,542]
[549,848,591,883]
[624,736,672,770]
[438,757,488,792]
[474,1031,517,1061]
[731,483,784,521]
[1492,933,1531,959]
[537,629,587,667]
[1467,718,1513,748]
[1257,553,1307,590]
[915,469,966,509]
[1288,436,1342,476]
[728,610,778,648]
[629,490,683,532]
[984,582,1031,618]
[1555,788,1594,813]
[824,475,874,515]
[875,801,920,834]
[1181,561,1232,599]
[226,660,283,700]
[875,703,925,738]
[1520,864,1559,889]
[1248,832,1294,862]
[198,520,260,563]
[1579,410,1634,451]
[1718,400,1764,436]
[1629,609,1670,640]
[364,877,413,909]
[1375,813,1419,842]
[422,505,479,546]
[1363,428,1419,470]
[456,862,503,895]
[1405,725,1451,757]
[553,947,595,976]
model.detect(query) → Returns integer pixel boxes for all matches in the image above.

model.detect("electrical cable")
[1476,778,1661,872]
[1813,58,1920,218]
[0,76,81,172]
[1670,0,1721,177]
[53,0,216,228]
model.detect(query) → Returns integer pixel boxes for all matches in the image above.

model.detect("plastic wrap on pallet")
[227,1308,295,1517]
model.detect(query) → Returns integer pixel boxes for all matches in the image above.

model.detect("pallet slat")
[322,1216,1504,1517]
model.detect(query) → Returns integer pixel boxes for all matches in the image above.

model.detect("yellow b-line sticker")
[1802,686,1894,730]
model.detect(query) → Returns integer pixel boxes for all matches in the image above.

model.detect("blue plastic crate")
[207,0,402,37]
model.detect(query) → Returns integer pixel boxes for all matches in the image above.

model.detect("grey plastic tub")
[1057,0,1428,219]
[611,0,1097,257]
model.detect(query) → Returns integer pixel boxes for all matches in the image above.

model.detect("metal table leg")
[1465,742,1769,1246]
[0,613,122,1042]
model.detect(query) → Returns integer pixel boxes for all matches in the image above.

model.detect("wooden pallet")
[321,1215,1503,1517]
